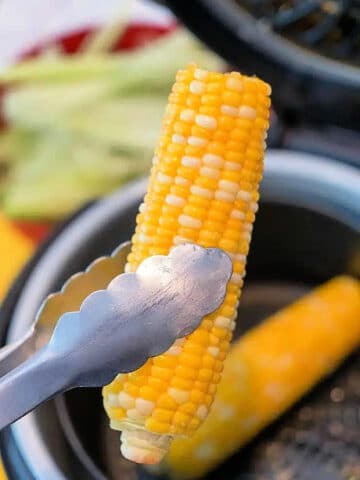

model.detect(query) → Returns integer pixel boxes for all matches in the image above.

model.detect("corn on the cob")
[102,65,271,464]
[0,213,34,299]
[162,276,360,479]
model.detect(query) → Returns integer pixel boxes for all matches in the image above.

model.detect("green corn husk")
[0,28,225,221]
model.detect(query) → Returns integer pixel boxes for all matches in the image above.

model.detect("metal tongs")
[0,243,232,430]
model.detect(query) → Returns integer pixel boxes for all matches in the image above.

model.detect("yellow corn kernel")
[164,276,360,479]
[102,65,271,464]
[157,394,179,410]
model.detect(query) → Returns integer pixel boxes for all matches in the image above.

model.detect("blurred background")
[0,1,359,480]
[0,0,359,250]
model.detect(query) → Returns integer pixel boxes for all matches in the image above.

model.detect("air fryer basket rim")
[1,150,359,480]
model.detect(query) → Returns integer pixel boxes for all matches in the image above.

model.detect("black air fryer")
[0,2,359,480]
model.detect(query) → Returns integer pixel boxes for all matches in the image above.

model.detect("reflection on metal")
[0,243,232,430]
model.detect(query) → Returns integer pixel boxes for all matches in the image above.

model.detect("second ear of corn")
[102,65,271,463]
[161,276,360,479]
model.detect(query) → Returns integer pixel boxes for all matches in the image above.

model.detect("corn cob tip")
[120,430,171,464]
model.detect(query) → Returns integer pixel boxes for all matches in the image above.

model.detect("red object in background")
[23,22,176,58]
[13,221,53,243]
[117,23,176,50]
[1,22,176,243]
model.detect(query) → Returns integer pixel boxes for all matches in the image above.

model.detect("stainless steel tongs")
[0,243,232,430]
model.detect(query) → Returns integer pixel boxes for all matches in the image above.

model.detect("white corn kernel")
[200,167,220,179]
[181,156,200,168]
[118,392,135,409]
[190,80,205,95]
[243,223,253,232]
[172,134,186,144]
[230,209,245,220]
[138,233,152,244]
[178,215,202,229]
[215,190,236,202]
[203,153,224,168]
[249,201,259,212]
[214,316,232,329]
[196,405,208,420]
[135,399,154,416]
[169,388,190,404]
[157,172,172,184]
[175,176,190,186]
[219,179,238,193]
[237,190,252,201]
[239,105,256,119]
[127,409,144,420]
[188,136,208,147]
[208,346,220,357]
[230,273,244,286]
[196,114,217,130]
[167,345,182,356]
[226,76,243,92]
[194,69,208,81]
[190,185,214,199]
[166,195,186,207]
[235,253,246,262]
[221,104,238,117]
[139,203,147,213]
[180,109,195,122]
[107,394,119,407]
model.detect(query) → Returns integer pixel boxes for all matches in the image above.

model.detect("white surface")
[0,0,173,67]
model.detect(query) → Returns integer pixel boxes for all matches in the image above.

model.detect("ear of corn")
[102,65,271,464]
[162,276,360,479]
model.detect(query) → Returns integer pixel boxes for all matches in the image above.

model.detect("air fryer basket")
[59,199,360,480]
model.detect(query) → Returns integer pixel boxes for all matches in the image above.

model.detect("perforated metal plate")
[206,353,360,480]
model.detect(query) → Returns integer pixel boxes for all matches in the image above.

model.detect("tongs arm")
[0,345,66,430]
[0,327,36,378]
